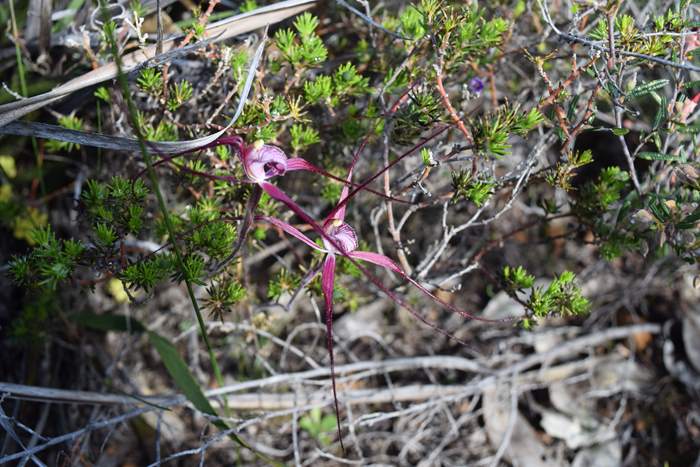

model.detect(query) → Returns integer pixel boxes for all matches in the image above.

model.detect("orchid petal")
[287,158,411,205]
[255,215,325,252]
[334,179,351,222]
[215,135,244,149]
[347,250,403,274]
[285,158,318,172]
[332,154,359,222]
[321,254,344,450]
[260,182,322,229]
[348,250,497,323]
[343,252,474,346]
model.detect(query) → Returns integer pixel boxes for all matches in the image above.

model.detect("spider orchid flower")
[147,135,317,186]
[176,135,404,202]
[257,161,511,449]
[151,136,409,269]
[171,136,413,273]
[214,136,311,184]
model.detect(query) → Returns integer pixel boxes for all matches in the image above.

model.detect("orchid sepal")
[320,253,345,451]
[255,215,326,253]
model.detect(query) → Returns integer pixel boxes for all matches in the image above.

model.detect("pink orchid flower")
[215,136,311,183]
[256,157,510,450]
[182,135,403,200]
[193,136,412,269]
[151,135,412,269]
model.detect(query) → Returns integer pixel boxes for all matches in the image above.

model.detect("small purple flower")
[242,141,289,182]
[468,77,484,95]
[216,136,295,183]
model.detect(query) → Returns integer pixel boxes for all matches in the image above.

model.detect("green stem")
[8,0,27,97]
[8,0,43,195]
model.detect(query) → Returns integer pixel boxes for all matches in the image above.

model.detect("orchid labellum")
[215,135,312,183]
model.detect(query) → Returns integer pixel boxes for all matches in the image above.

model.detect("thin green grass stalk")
[98,6,229,410]
[8,0,43,195]
[7,0,27,96]
[96,100,103,172]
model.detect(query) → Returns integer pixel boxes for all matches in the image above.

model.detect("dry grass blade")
[0,121,146,152]
[0,0,316,127]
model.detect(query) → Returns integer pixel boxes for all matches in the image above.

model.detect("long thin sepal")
[333,151,360,222]
[260,182,323,229]
[326,125,449,220]
[321,254,345,452]
[348,250,501,323]
[286,158,410,205]
[255,215,324,252]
